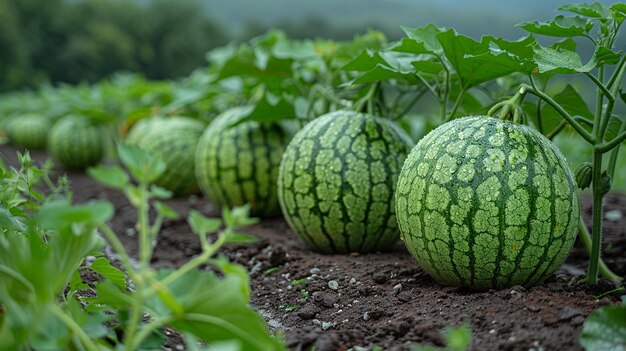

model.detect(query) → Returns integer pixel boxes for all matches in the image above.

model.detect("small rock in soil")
[559,307,583,321]
[297,303,320,320]
[372,271,389,284]
[314,291,339,308]
[269,246,289,266]
[313,333,338,351]
[570,316,586,326]
[328,280,339,290]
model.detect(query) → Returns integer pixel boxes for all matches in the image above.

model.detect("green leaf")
[87,166,129,190]
[0,205,25,231]
[66,297,110,339]
[224,232,259,245]
[444,324,472,351]
[149,185,173,200]
[210,257,251,301]
[85,280,131,308]
[594,46,622,66]
[36,200,114,228]
[341,50,388,72]
[611,3,626,23]
[188,210,222,235]
[559,3,611,18]
[154,201,180,220]
[400,24,444,56]
[437,30,533,87]
[580,305,626,351]
[222,205,259,229]
[518,15,593,37]
[533,46,596,74]
[89,257,127,290]
[151,269,284,350]
[117,143,166,184]
[235,93,296,125]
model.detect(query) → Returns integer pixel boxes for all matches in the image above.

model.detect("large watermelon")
[277,110,414,254]
[126,117,205,196]
[4,114,51,150]
[396,116,580,290]
[48,117,105,169]
[195,106,292,217]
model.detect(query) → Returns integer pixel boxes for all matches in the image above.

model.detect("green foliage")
[0,146,284,350]
[580,301,626,351]
[412,323,472,351]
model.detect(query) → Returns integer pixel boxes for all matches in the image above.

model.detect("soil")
[2,144,625,351]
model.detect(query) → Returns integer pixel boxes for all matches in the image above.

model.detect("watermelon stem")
[587,152,605,285]
[578,218,622,283]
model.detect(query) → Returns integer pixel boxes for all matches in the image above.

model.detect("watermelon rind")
[125,117,205,196]
[396,116,580,290]
[195,106,292,217]
[277,110,414,254]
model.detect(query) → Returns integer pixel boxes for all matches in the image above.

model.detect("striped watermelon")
[126,117,205,196]
[277,110,414,254]
[4,114,51,150]
[396,116,580,290]
[48,117,105,169]
[195,106,292,217]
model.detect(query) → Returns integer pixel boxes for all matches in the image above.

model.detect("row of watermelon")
[2,108,579,291]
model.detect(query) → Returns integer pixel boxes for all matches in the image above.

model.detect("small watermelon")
[277,110,414,254]
[48,117,105,169]
[396,116,580,290]
[195,106,292,217]
[126,117,205,196]
[4,114,51,150]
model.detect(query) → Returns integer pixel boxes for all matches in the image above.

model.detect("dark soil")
[3,144,625,351]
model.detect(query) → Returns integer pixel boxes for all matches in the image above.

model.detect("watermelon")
[195,106,292,217]
[396,116,580,290]
[48,117,105,169]
[126,117,205,196]
[277,110,413,254]
[4,114,51,150]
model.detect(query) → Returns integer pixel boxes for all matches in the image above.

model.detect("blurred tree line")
[0,0,229,91]
[0,0,389,92]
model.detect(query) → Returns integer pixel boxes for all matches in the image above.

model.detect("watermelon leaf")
[188,210,221,235]
[580,305,626,351]
[87,166,129,190]
[518,15,593,37]
[117,143,166,184]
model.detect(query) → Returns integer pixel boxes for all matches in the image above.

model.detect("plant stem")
[157,231,227,289]
[585,71,613,103]
[99,225,138,280]
[445,87,466,122]
[607,120,626,179]
[125,183,151,351]
[50,304,101,351]
[578,218,622,283]
[596,129,626,153]
[520,84,596,144]
[130,316,175,350]
[394,88,427,120]
[587,151,604,285]
[138,184,151,270]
